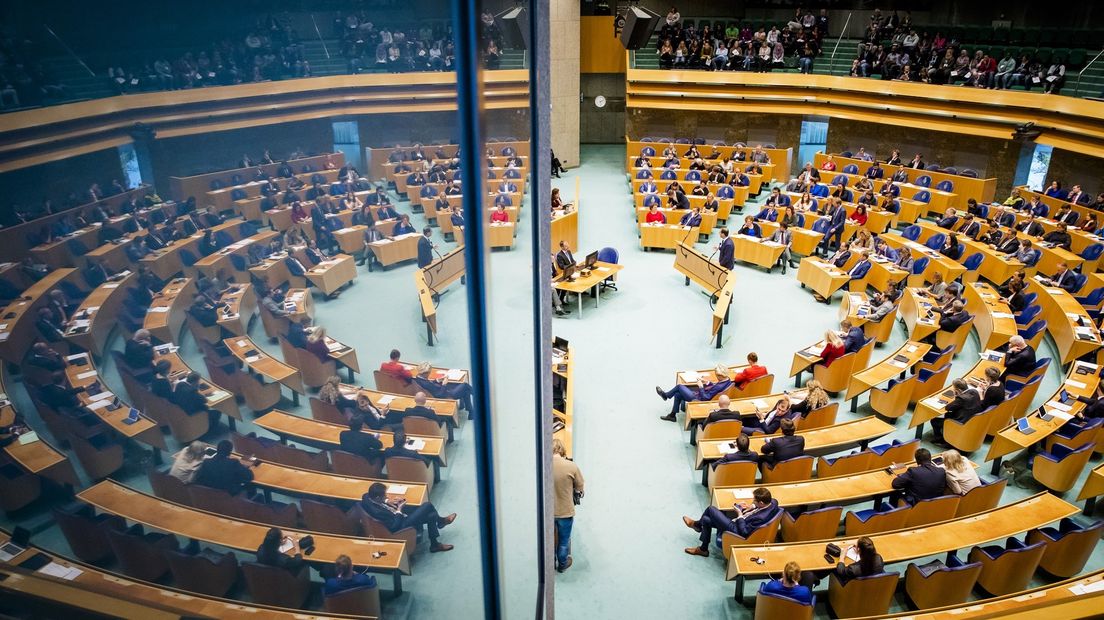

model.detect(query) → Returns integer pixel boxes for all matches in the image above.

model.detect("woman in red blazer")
[818,330,847,367]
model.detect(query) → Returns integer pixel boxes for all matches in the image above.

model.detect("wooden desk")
[553,345,574,458]
[76,480,411,591]
[64,352,166,451]
[0,268,78,364]
[551,208,578,251]
[64,271,136,357]
[254,410,446,467]
[152,345,239,422]
[966,282,1018,351]
[193,231,278,280]
[758,220,825,258]
[882,233,966,283]
[170,153,343,204]
[725,492,1077,600]
[899,287,941,343]
[248,454,427,506]
[796,256,851,300]
[224,337,304,400]
[985,360,1101,472]
[632,188,741,221]
[696,417,895,470]
[305,253,357,296]
[865,254,910,291]
[844,341,931,406]
[711,459,967,511]
[626,141,792,180]
[367,232,422,267]
[455,221,516,249]
[142,278,194,344]
[814,152,997,208]
[1027,277,1102,365]
[635,207,716,236]
[333,225,367,254]
[910,356,1004,433]
[340,383,456,427]
[82,233,138,273]
[552,262,624,318]
[30,225,105,269]
[684,389,809,432]
[1077,462,1104,514]
[732,234,786,271]
[415,247,465,345]
[0,374,79,488]
[139,219,244,282]
[640,222,698,250]
[216,283,255,337]
[790,338,827,380]
[0,536,361,619]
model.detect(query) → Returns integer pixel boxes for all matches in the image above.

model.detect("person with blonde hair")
[168,441,209,483]
[304,326,332,362]
[762,561,813,603]
[791,379,829,415]
[817,330,846,367]
[323,553,376,596]
[553,438,584,572]
[942,449,981,495]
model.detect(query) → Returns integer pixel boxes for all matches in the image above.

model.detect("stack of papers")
[378,395,396,405]
[1069,580,1104,595]
[387,484,409,495]
[38,562,83,581]
[446,369,464,381]
[681,370,701,383]
[406,438,426,450]
[18,431,39,445]
[76,370,98,380]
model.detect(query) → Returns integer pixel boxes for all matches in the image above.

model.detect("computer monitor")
[553,336,569,352]
[584,251,598,269]
[559,263,575,282]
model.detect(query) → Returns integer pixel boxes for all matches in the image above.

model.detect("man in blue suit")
[679,207,702,228]
[936,208,960,229]
[681,487,781,557]
[819,199,847,255]
[718,228,735,269]
[847,250,872,282]
[285,253,309,277]
[865,162,884,179]
[640,179,658,194]
[417,227,435,268]
[841,319,865,353]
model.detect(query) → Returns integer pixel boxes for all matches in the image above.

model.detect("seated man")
[1042,222,1073,251]
[656,375,734,423]
[867,291,895,321]
[379,349,474,412]
[700,395,738,429]
[339,415,384,462]
[742,398,796,435]
[1001,335,1037,379]
[930,378,982,444]
[760,418,804,465]
[123,329,156,374]
[711,433,758,469]
[925,301,969,344]
[841,320,865,354]
[27,342,65,373]
[681,487,781,557]
[360,482,456,552]
[891,448,945,505]
[193,440,255,495]
[936,208,960,230]
[847,250,872,282]
[323,554,376,596]
[1043,261,1078,292]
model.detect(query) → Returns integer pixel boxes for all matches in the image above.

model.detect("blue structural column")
[450,0,501,618]
[122,123,156,189]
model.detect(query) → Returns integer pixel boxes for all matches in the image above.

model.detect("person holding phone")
[360,482,457,553]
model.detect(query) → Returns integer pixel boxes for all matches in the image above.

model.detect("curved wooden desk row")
[725,492,1079,599]
[0,268,81,364]
[63,271,137,358]
[813,151,995,208]
[0,532,363,620]
[625,70,1104,156]
[0,365,80,496]
[204,167,341,212]
[0,187,154,262]
[371,141,531,182]
[911,220,1079,279]
[138,218,248,282]
[625,141,793,179]
[75,480,410,585]
[863,568,1104,619]
[695,416,895,471]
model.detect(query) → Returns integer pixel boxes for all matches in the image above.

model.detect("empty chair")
[761,455,814,484]
[827,571,899,618]
[1019,319,1047,350]
[1045,418,1102,454]
[955,478,1008,517]
[780,506,842,542]
[188,484,243,518]
[729,373,774,398]
[910,363,951,405]
[754,584,815,620]
[924,233,946,251]
[297,349,337,390]
[902,225,921,241]
[310,396,347,424]
[901,494,961,528]
[845,502,909,536]
[331,450,384,478]
[915,345,954,374]
[1026,518,1104,578]
[1032,441,1096,493]
[943,406,995,453]
[148,469,192,505]
[908,256,931,287]
[936,180,954,192]
[69,431,125,481]
[53,503,125,563]
[915,175,933,187]
[797,402,838,429]
[870,439,920,468]
[165,548,240,597]
[904,552,983,610]
[0,464,41,513]
[961,253,983,283]
[817,451,874,478]
[707,460,758,493]
[106,525,179,582]
[386,456,434,495]
[239,371,282,412]
[241,561,311,609]
[869,374,917,419]
[301,498,361,536]
[324,585,382,617]
[842,164,859,174]
[969,537,1047,596]
[914,190,931,204]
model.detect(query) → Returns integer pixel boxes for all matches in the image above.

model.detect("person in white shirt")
[941,449,981,495]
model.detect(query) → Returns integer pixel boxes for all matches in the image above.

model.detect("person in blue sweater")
[761,561,814,604]
[323,554,376,596]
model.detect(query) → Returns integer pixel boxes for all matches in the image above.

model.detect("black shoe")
[656,386,667,400]
[659,413,676,422]
[789,260,798,268]
[555,309,566,316]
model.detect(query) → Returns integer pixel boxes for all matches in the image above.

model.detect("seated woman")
[323,554,376,596]
[941,233,964,260]
[779,206,799,228]
[655,376,734,421]
[832,537,883,585]
[794,191,816,213]
[645,204,666,224]
[762,561,814,604]
[816,330,847,367]
[790,379,829,416]
[942,449,981,495]
[256,527,306,574]
[849,228,874,251]
[850,204,870,226]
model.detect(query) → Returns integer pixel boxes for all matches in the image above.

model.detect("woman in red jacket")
[645,204,667,224]
[490,204,510,223]
[818,330,847,367]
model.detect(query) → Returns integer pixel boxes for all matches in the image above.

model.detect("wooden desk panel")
[224,337,304,395]
[142,278,194,344]
[1027,277,1102,365]
[254,410,445,465]
[64,271,136,357]
[305,253,357,296]
[696,417,895,469]
[845,341,931,401]
[966,282,1018,351]
[796,256,851,299]
[640,223,699,250]
[64,352,166,451]
[368,232,422,267]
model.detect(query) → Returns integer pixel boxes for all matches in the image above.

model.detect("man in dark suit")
[284,253,309,277]
[891,448,946,505]
[936,208,960,230]
[847,250,872,282]
[865,162,884,179]
[819,200,847,255]
[286,318,310,349]
[710,433,758,469]
[1045,261,1078,292]
[682,486,781,557]
[383,430,429,463]
[361,482,456,552]
[339,416,383,462]
[1043,223,1073,251]
[124,330,155,371]
[959,214,982,239]
[759,419,804,466]
[718,228,735,269]
[377,204,399,221]
[37,373,83,409]
[679,207,703,228]
[35,307,66,343]
[927,301,969,344]
[417,227,435,268]
[555,240,576,271]
[403,392,439,422]
[841,320,865,354]
[1066,185,1087,206]
[193,440,254,495]
[1016,215,1045,237]
[700,395,739,429]
[27,342,65,372]
[1001,335,1036,379]
[930,378,982,443]
[171,373,210,415]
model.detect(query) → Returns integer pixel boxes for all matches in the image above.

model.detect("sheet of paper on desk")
[752,399,768,410]
[446,369,464,381]
[717,443,737,455]
[38,562,83,580]
[76,370,98,380]
[18,431,39,445]
[905,344,919,353]
[921,396,945,410]
[89,390,114,402]
[681,371,700,383]
[244,356,261,363]
[597,267,611,272]
[148,307,170,313]
[1046,400,1073,412]
[992,312,1014,319]
[1047,409,1074,422]
[1065,379,1088,389]
[235,339,247,347]
[407,438,426,450]
[730,488,754,499]
[387,484,409,495]
[86,399,111,411]
[378,395,395,405]
[1070,580,1104,595]
[889,359,908,368]
[278,539,295,554]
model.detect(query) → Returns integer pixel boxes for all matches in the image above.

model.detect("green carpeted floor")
[2,143,1102,619]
